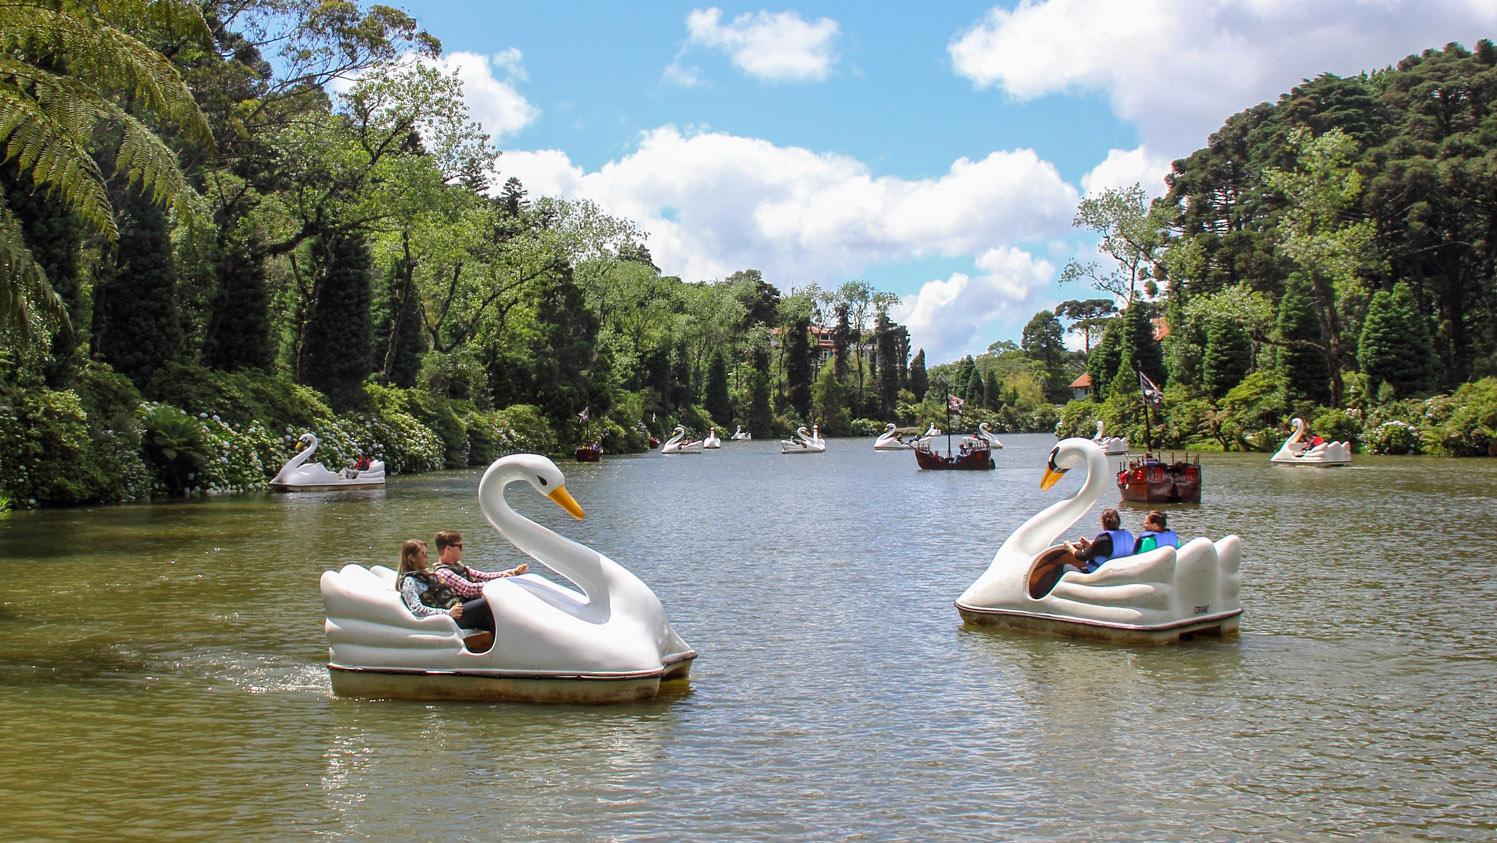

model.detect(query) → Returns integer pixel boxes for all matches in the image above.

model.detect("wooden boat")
[914,435,995,470]
[1116,453,1201,503]
[574,442,603,462]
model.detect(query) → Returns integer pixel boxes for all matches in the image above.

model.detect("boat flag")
[947,393,965,414]
[578,406,589,422]
[1139,372,1164,407]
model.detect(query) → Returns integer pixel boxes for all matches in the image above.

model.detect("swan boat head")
[955,437,1242,642]
[320,453,694,701]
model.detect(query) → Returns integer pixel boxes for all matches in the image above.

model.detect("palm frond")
[0,203,70,339]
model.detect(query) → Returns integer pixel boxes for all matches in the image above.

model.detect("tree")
[1275,274,1331,405]
[1060,184,1166,305]
[703,349,732,423]
[1358,282,1433,399]
[1110,303,1165,399]
[203,233,273,372]
[0,0,212,343]
[745,343,773,436]
[1022,310,1069,402]
[93,185,184,387]
[1202,316,1253,400]
[374,257,426,388]
[874,311,902,416]
[785,317,813,419]
[908,349,928,400]
[1054,299,1117,352]
[1087,320,1123,402]
[298,231,374,409]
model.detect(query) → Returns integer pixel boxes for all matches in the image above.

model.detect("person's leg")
[455,598,494,633]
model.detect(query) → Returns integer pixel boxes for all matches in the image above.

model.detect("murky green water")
[2,434,1495,840]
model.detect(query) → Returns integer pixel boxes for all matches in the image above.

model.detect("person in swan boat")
[432,530,528,600]
[396,540,494,636]
[1132,510,1180,554]
[1062,508,1135,574]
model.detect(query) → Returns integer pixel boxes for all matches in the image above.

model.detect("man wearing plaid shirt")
[432,530,530,601]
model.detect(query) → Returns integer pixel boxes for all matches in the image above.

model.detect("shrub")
[1367,421,1421,455]
[849,418,888,436]
[493,404,557,455]
[1054,400,1098,439]
[0,388,97,506]
[1428,377,1497,456]
[1310,407,1361,447]
[140,402,213,495]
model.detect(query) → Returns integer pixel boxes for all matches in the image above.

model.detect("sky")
[381,1,1497,365]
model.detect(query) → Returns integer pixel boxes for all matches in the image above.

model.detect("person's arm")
[400,578,450,617]
[463,562,529,581]
[1078,533,1112,562]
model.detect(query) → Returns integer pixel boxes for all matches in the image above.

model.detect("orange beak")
[547,486,585,519]
[1041,466,1067,490]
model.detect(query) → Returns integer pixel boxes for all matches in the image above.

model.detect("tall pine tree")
[908,349,928,401]
[1358,282,1433,399]
[1276,273,1331,405]
[204,233,274,372]
[94,185,183,388]
[703,349,732,423]
[299,231,374,409]
[1202,316,1252,399]
[785,317,813,419]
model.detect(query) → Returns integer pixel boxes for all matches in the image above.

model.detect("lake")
[2,433,1495,840]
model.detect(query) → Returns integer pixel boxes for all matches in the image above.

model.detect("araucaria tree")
[1358,282,1433,399]
[94,186,184,387]
[298,232,374,409]
[1275,274,1331,405]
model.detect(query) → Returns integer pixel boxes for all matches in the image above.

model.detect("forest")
[2,2,1496,509]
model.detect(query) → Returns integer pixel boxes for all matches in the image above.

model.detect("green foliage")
[1358,283,1433,399]
[492,404,557,456]
[1054,399,1098,439]
[1202,316,1252,399]
[1021,310,1069,401]
[785,318,813,419]
[1217,370,1285,451]
[299,231,374,410]
[848,418,888,436]
[811,364,852,434]
[1275,274,1331,405]
[1088,319,1123,401]
[908,349,928,401]
[1425,377,1497,457]
[0,387,108,505]
[204,235,274,372]
[96,185,184,386]
[702,349,732,424]
[1310,407,1360,446]
[148,364,332,431]
[140,403,211,495]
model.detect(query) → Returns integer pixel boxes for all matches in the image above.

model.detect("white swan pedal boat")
[977,422,1003,449]
[271,433,384,491]
[320,454,696,703]
[661,425,704,455]
[703,428,722,449]
[730,425,752,440]
[955,437,1241,644]
[1092,421,1128,456]
[1271,417,1351,466]
[874,423,915,450]
[780,425,826,454]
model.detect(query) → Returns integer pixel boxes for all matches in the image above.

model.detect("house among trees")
[1070,373,1092,401]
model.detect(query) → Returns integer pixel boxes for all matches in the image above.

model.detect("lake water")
[2,434,1495,840]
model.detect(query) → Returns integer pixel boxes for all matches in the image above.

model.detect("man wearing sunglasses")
[432,530,530,605]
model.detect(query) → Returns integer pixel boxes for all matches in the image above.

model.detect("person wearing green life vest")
[1133,510,1180,554]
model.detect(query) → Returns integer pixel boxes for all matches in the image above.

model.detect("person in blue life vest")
[1063,508,1134,573]
[1133,510,1180,554]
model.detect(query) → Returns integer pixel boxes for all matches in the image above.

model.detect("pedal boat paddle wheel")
[270,433,385,492]
[320,454,696,703]
[955,438,1241,644]
[1117,452,1202,504]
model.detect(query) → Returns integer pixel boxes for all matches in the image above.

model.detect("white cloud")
[950,0,1497,154]
[430,50,538,139]
[891,247,1058,363]
[1081,145,1175,197]
[493,126,1080,288]
[685,8,841,82]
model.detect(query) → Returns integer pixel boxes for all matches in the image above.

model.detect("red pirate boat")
[913,390,995,471]
[574,442,603,462]
[1115,371,1201,503]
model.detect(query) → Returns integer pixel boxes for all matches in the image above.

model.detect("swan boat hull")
[956,604,1240,644]
[327,653,696,704]
[1117,455,1201,503]
[271,478,385,492]
[1270,446,1350,466]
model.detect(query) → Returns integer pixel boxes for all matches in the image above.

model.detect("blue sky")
[384,1,1496,364]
